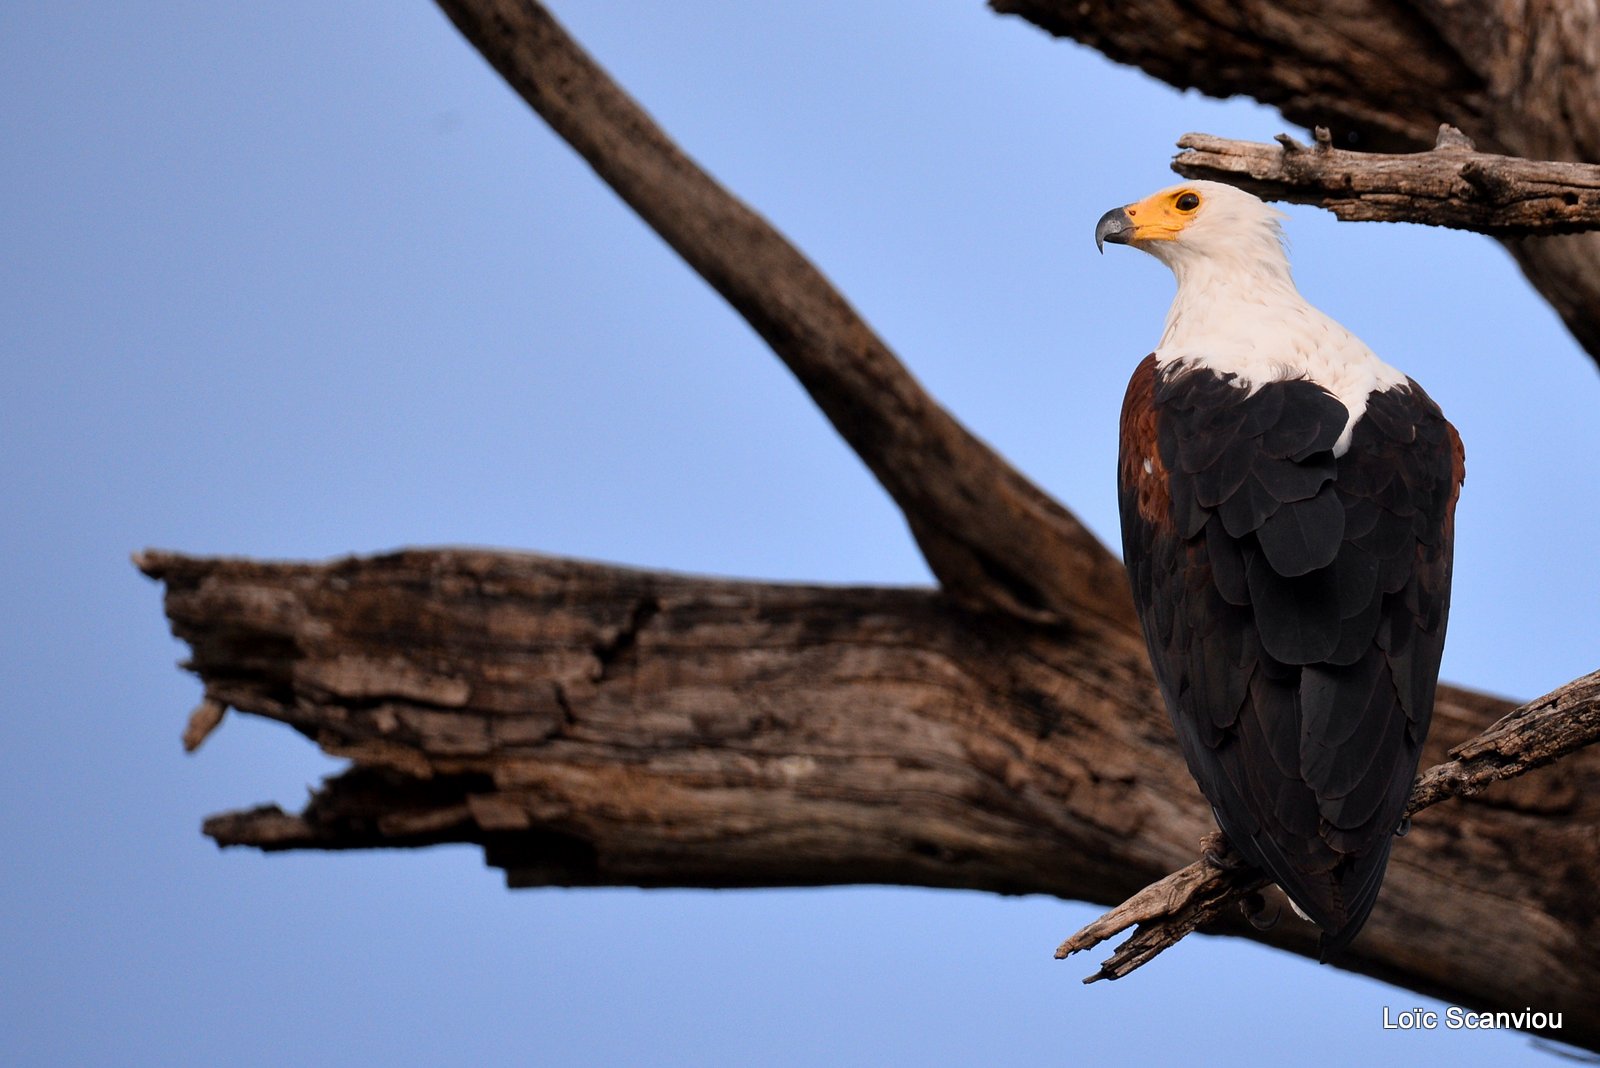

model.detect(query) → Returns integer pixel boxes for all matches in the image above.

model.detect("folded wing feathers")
[1119,361,1459,949]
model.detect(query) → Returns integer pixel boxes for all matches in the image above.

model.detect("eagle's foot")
[1242,891,1280,931]
[1200,830,1245,871]
[1394,814,1412,838]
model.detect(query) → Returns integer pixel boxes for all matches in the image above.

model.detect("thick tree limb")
[140,547,1177,895]
[140,548,1600,1050]
[428,0,1130,626]
[1173,127,1600,236]
[993,0,1600,365]
[1057,668,1600,987]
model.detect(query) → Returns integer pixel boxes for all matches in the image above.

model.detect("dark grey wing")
[1120,361,1461,954]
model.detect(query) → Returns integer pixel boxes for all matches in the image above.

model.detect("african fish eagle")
[1095,180,1464,956]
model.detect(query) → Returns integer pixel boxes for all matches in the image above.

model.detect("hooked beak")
[1095,207,1134,253]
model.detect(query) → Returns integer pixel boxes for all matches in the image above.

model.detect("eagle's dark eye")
[1176,192,1201,212]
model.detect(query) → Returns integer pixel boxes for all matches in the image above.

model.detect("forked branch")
[1057,667,1600,982]
[1173,127,1600,236]
[430,0,1130,625]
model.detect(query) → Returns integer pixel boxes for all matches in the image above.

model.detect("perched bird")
[1096,180,1464,956]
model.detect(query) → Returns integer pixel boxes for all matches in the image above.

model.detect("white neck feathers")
[1147,208,1406,456]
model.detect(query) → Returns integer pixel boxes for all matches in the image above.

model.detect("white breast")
[1154,283,1408,456]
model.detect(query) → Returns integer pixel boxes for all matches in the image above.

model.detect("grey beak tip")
[1094,207,1133,253]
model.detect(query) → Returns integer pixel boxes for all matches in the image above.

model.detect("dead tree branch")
[140,548,1600,1051]
[1057,668,1600,987]
[1173,127,1600,236]
[992,0,1600,364]
[138,548,1175,894]
[430,0,1129,626]
[1409,668,1600,812]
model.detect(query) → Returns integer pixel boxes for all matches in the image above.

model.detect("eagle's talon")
[1201,830,1244,870]
[1204,847,1244,871]
[1242,892,1280,930]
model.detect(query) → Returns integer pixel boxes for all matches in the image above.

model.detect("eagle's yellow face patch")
[1125,187,1203,243]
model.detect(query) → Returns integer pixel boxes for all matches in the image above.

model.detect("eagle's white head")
[1095,179,1291,285]
[1095,179,1408,456]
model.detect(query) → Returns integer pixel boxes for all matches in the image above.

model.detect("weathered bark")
[140,548,1600,1049]
[141,548,1171,896]
[1173,126,1600,236]
[992,0,1600,365]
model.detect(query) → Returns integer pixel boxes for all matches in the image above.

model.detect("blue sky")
[3,2,1595,1064]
